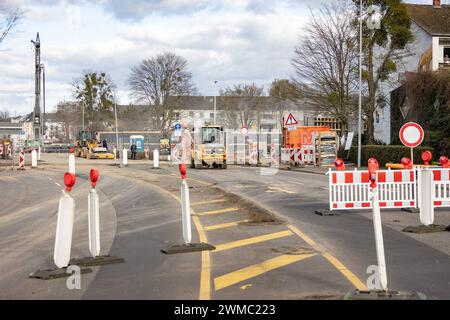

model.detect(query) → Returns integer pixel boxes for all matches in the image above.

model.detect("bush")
[348,145,434,166]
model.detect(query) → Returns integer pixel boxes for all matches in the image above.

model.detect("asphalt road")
[171,165,450,299]
[1,158,449,299]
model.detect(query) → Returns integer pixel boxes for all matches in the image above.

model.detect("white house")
[374,0,450,144]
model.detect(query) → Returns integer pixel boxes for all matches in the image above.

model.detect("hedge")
[347,145,434,166]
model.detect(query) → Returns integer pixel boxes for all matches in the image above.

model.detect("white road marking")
[55,182,61,187]
[288,181,304,186]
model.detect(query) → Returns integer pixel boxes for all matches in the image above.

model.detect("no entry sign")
[399,122,424,148]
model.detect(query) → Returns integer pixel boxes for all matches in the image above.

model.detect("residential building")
[374,0,450,143]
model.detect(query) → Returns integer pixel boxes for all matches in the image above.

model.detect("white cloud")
[3,0,432,116]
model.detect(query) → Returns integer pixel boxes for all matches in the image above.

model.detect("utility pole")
[31,32,41,141]
[357,0,363,168]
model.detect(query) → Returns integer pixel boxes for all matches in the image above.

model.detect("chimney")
[433,0,441,8]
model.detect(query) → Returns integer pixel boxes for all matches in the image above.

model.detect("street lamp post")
[114,99,119,155]
[82,101,86,131]
[213,80,218,125]
[40,63,46,151]
[357,0,363,169]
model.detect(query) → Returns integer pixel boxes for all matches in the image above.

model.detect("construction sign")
[300,131,313,146]
[284,113,298,127]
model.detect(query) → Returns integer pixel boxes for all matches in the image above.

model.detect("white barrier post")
[88,169,101,258]
[179,164,191,244]
[368,158,388,291]
[122,148,128,166]
[31,149,37,168]
[419,168,434,226]
[38,146,41,160]
[153,148,160,168]
[69,148,76,174]
[54,173,76,268]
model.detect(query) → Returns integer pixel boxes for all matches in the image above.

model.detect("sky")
[0,0,446,116]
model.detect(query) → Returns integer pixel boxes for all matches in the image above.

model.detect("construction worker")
[130,142,137,160]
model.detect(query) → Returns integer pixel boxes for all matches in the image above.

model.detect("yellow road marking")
[267,186,296,194]
[214,253,317,291]
[240,284,252,290]
[114,171,367,296]
[191,199,226,206]
[321,252,367,291]
[287,225,367,291]
[117,173,212,300]
[214,230,293,253]
[286,225,317,247]
[192,215,212,300]
[197,207,239,216]
[204,220,248,231]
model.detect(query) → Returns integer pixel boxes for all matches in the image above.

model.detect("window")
[210,113,214,119]
[444,47,450,62]
[375,111,380,124]
[175,112,180,120]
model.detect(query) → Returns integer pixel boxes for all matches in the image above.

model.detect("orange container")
[283,126,330,148]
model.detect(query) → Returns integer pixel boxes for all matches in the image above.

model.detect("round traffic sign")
[399,122,424,148]
[240,126,248,135]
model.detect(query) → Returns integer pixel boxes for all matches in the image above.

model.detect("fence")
[328,169,417,210]
[431,168,450,207]
[280,146,315,167]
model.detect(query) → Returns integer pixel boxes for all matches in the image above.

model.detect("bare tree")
[219,84,264,130]
[0,7,22,46]
[269,79,301,130]
[292,1,359,136]
[128,52,196,132]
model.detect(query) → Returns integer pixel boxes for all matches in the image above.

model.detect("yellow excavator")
[74,130,114,159]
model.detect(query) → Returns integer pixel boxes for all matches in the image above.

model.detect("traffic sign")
[175,123,181,130]
[284,113,298,127]
[240,126,248,135]
[399,122,424,148]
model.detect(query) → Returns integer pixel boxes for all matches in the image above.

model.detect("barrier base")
[401,208,420,213]
[69,255,125,267]
[161,243,216,254]
[315,209,339,216]
[29,267,92,280]
[402,224,449,234]
[344,289,427,300]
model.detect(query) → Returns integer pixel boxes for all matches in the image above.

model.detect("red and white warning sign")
[284,113,298,127]
[399,122,424,148]
[19,151,25,169]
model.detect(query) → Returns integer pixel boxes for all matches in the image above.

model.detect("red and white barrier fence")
[431,168,450,207]
[300,145,315,165]
[328,169,417,210]
[281,146,315,166]
[327,162,450,213]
